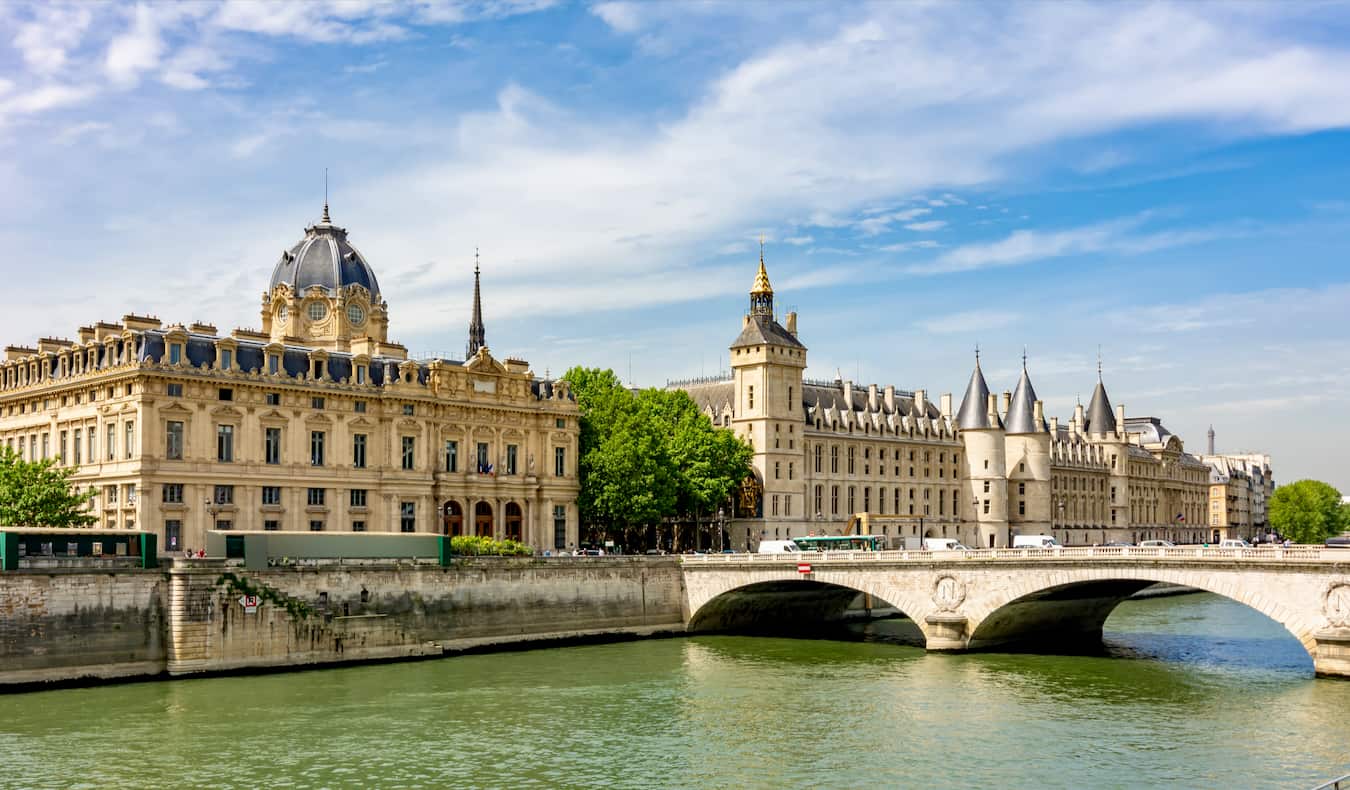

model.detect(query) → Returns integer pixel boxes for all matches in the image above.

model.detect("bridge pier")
[1314,630,1350,679]
[923,613,969,651]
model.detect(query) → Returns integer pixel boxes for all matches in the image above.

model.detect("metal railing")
[1310,774,1350,790]
[681,546,1349,564]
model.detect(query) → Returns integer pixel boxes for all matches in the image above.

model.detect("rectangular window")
[400,501,416,532]
[59,430,67,464]
[312,396,325,410]
[831,485,839,516]
[106,484,118,505]
[352,434,367,468]
[262,486,281,505]
[401,436,415,470]
[1018,482,1026,495]
[215,520,233,531]
[983,480,991,493]
[444,440,458,472]
[107,423,116,460]
[265,427,281,465]
[73,429,81,464]
[307,488,325,506]
[219,388,233,401]
[167,383,183,397]
[310,431,325,466]
[1018,500,1026,516]
[350,489,367,507]
[748,385,754,410]
[982,499,990,515]
[356,365,366,385]
[354,400,367,413]
[772,495,779,516]
[774,461,780,480]
[87,429,94,463]
[166,421,184,460]
[784,495,791,517]
[788,462,794,481]
[216,424,234,462]
[220,349,233,371]
[162,483,183,504]
[125,421,134,459]
[214,485,234,505]
[265,392,280,406]
[847,487,855,514]
[169,344,182,364]
[555,446,565,477]
[264,520,279,531]
[506,444,518,475]
[556,418,566,429]
[309,520,324,532]
[402,403,414,416]
[165,520,182,551]
[268,355,279,375]
[554,505,567,550]
[352,521,367,532]
[477,442,490,473]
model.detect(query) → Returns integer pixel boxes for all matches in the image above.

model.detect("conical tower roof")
[1005,362,1046,434]
[750,253,773,295]
[956,355,1002,430]
[1085,375,1116,434]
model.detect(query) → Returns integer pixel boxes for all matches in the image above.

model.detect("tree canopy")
[1268,479,1347,544]
[0,447,96,528]
[563,366,752,548]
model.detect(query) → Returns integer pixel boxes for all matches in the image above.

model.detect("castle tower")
[730,242,806,542]
[467,251,486,358]
[1085,361,1129,530]
[956,352,1008,547]
[1004,357,1052,537]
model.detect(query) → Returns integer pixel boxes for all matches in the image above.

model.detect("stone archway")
[442,500,464,536]
[475,501,494,537]
[504,502,523,542]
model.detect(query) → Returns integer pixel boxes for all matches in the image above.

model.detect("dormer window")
[220,349,233,371]
[355,364,367,385]
[168,344,182,364]
[268,354,279,375]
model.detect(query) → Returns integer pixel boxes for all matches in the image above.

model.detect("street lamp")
[716,507,726,553]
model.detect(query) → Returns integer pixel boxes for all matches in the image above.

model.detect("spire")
[1005,354,1046,434]
[466,248,485,358]
[956,352,1002,430]
[749,235,774,317]
[322,167,331,224]
[1207,424,1215,455]
[1084,359,1116,434]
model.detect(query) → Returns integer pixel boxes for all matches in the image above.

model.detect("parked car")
[1219,539,1250,549]
[1139,540,1175,548]
[1101,541,1133,547]
[1326,535,1350,549]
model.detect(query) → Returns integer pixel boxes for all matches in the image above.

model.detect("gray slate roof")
[730,314,805,350]
[1085,378,1116,433]
[956,361,1002,430]
[269,211,381,299]
[1004,366,1047,434]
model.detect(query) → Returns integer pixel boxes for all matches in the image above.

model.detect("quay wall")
[1,557,686,689]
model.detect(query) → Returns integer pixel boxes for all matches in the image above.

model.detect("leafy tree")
[0,447,96,527]
[1268,479,1347,544]
[563,367,752,550]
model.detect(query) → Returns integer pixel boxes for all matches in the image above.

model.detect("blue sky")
[2,1,1348,489]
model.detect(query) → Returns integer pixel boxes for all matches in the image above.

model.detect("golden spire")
[750,234,773,295]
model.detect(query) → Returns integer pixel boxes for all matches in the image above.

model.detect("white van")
[1218,539,1250,549]
[1012,535,1061,549]
[756,540,800,554]
[923,538,968,551]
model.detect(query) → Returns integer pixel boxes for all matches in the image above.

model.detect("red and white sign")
[238,595,260,614]
[797,563,813,575]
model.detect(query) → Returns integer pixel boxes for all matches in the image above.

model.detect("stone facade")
[1202,451,1275,541]
[0,206,580,554]
[674,252,1248,548]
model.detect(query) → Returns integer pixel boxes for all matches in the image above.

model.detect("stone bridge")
[680,546,1350,678]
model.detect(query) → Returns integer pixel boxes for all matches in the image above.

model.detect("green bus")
[792,535,887,552]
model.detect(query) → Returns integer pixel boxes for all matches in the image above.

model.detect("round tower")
[1004,359,1052,539]
[956,352,1008,548]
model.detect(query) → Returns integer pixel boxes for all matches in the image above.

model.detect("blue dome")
[269,205,381,300]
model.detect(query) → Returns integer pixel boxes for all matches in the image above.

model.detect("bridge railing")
[681,546,1349,564]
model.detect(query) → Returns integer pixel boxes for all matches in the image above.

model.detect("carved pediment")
[348,416,376,429]
[210,405,243,419]
[463,348,508,375]
[158,402,194,416]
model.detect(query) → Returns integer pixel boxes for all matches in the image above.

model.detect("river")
[1,592,1347,789]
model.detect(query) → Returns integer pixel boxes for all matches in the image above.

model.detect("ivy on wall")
[216,572,316,620]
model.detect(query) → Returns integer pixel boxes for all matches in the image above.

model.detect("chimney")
[1033,400,1044,430]
[940,393,952,420]
[986,392,999,426]
[785,311,798,337]
[843,379,853,408]
[867,383,878,411]
[1074,402,1086,434]
[1050,415,1059,435]
[1001,391,1011,419]
[884,385,896,412]
[1116,404,1125,433]
[742,314,750,328]
[915,389,927,415]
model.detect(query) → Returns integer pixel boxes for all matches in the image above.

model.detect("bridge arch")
[960,566,1322,658]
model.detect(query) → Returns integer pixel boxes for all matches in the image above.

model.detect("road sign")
[797,563,812,574]
[238,595,260,614]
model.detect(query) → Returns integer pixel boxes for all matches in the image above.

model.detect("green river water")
[1,592,1347,789]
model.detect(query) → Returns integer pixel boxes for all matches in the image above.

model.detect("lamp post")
[716,507,727,553]
[1058,499,1065,544]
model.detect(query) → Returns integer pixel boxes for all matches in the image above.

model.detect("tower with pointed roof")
[467,250,486,359]
[955,350,1009,547]
[730,243,806,536]
[1078,360,1130,529]
[1004,355,1052,536]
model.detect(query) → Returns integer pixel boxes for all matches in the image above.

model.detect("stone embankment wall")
[1,557,686,689]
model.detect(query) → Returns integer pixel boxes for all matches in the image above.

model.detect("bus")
[792,535,887,552]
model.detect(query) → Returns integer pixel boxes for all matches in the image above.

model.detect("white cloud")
[591,1,641,33]
[919,310,1021,335]
[0,83,97,116]
[13,5,93,74]
[104,4,166,88]
[784,235,813,246]
[905,220,947,232]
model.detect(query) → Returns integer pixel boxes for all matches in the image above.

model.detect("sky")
[1,0,1348,490]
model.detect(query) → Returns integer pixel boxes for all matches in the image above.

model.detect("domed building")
[0,205,580,555]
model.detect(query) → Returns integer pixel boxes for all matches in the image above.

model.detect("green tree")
[0,447,96,527]
[1268,479,1347,544]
